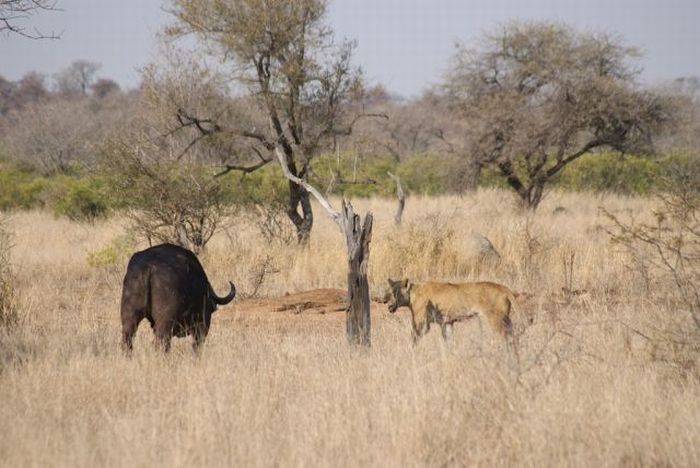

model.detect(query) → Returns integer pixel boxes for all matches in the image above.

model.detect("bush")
[604,151,700,330]
[659,151,700,192]
[397,153,458,195]
[0,160,47,210]
[556,152,659,194]
[87,235,135,271]
[52,178,109,222]
[0,216,18,331]
[306,152,459,198]
[308,152,396,198]
[480,152,662,195]
[105,138,235,252]
[215,165,297,243]
[0,159,113,219]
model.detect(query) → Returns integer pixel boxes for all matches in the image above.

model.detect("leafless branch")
[0,0,61,39]
[333,112,389,137]
[214,148,273,177]
[274,147,340,225]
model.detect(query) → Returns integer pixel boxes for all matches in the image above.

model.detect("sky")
[1,0,699,97]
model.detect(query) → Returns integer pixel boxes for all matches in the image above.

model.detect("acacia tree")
[162,0,378,243]
[0,0,59,39]
[444,21,670,208]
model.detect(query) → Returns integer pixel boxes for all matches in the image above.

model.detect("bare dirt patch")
[215,288,389,326]
[238,288,348,315]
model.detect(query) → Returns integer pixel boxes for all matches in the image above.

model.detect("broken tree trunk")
[342,201,373,346]
[387,171,405,225]
[275,147,373,346]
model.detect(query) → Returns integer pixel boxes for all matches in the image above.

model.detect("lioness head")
[385,278,411,313]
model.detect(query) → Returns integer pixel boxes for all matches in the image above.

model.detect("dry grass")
[1,189,699,467]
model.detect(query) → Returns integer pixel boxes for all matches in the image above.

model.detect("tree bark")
[528,182,545,209]
[274,147,373,346]
[287,180,314,244]
[460,161,482,192]
[342,201,373,346]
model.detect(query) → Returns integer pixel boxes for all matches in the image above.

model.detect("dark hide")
[120,243,235,353]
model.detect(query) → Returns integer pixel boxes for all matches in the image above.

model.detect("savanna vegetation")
[1,0,700,466]
[1,192,700,467]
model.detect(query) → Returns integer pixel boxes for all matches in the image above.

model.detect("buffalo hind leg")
[154,323,173,353]
[121,316,142,354]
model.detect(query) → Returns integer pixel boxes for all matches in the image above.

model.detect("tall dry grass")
[1,189,699,467]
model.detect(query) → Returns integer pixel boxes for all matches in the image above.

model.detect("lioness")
[385,278,518,343]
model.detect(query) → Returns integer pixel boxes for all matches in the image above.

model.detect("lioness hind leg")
[441,322,453,341]
[502,314,513,336]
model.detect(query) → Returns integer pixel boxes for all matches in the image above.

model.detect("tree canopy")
[158,0,375,242]
[444,21,671,208]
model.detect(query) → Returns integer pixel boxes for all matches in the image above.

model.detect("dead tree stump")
[275,146,374,346]
[342,201,373,346]
[387,171,405,225]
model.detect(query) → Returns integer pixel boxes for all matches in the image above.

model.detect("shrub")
[556,152,659,194]
[307,152,457,198]
[481,152,662,195]
[604,151,700,330]
[309,152,395,198]
[219,165,295,244]
[105,139,234,252]
[396,153,456,196]
[0,216,18,331]
[0,160,46,210]
[87,234,135,271]
[52,178,109,222]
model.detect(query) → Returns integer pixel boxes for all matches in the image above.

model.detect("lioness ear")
[401,278,409,288]
[387,278,395,286]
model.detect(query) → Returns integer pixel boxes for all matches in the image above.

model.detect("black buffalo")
[120,243,236,352]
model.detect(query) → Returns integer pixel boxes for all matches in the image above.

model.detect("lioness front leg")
[412,320,429,345]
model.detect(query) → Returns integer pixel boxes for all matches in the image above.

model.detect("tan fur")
[386,278,517,343]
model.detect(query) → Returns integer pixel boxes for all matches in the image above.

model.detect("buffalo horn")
[210,282,236,305]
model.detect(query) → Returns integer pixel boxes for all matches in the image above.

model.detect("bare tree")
[90,78,120,98]
[2,92,137,172]
[348,91,480,191]
[160,0,381,244]
[0,0,59,39]
[54,60,100,96]
[359,94,457,162]
[444,21,670,208]
[0,71,48,115]
[655,77,700,153]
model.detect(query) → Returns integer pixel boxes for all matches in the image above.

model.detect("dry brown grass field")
[1,189,699,467]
